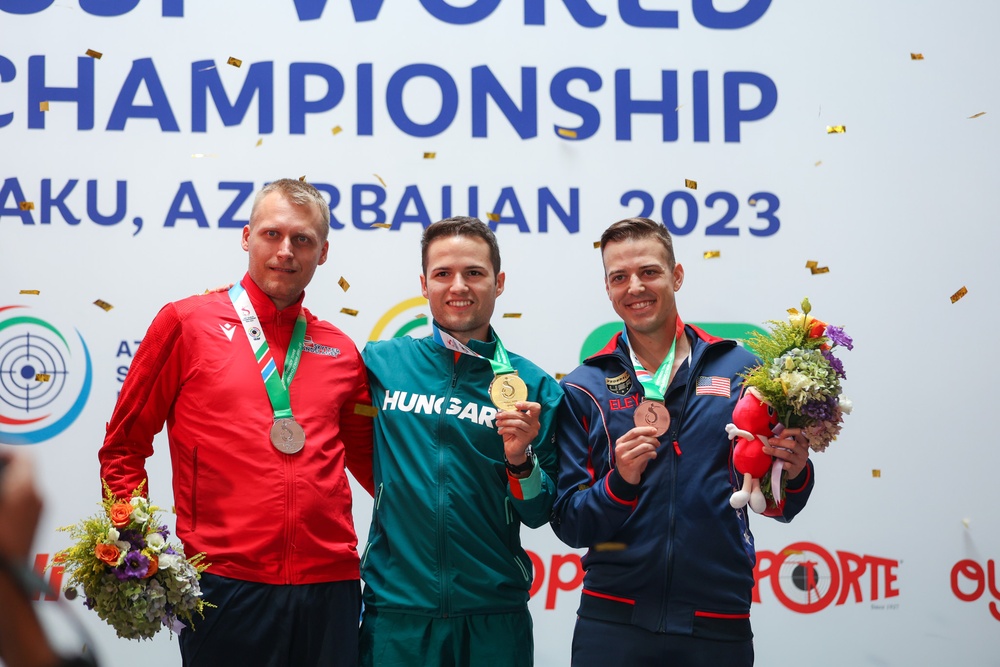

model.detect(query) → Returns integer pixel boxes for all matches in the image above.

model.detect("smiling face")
[241,191,329,310]
[602,236,684,339]
[420,234,505,345]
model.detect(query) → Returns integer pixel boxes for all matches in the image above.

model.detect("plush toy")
[725,387,785,515]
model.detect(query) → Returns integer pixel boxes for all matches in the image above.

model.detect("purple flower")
[826,325,853,351]
[802,396,837,423]
[117,550,150,580]
[822,350,846,379]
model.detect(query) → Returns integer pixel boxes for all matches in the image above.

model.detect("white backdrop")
[2,1,999,665]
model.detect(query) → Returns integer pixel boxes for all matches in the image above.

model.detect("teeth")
[629,301,653,309]
[449,300,472,307]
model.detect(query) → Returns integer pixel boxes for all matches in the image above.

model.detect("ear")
[318,240,329,266]
[495,271,505,298]
[672,263,684,291]
[419,273,429,299]
[241,225,251,251]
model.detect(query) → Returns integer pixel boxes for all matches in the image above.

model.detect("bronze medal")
[633,400,670,436]
[489,373,528,412]
[270,418,306,454]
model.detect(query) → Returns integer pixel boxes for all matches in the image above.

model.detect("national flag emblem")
[696,376,730,398]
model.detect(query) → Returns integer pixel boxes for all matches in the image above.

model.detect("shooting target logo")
[0,305,93,445]
[369,296,431,341]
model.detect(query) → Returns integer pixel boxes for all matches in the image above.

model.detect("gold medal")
[489,373,528,412]
[270,418,305,454]
[633,400,670,436]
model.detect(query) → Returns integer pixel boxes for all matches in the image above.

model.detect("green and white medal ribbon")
[229,283,308,454]
[431,322,528,411]
[623,328,676,436]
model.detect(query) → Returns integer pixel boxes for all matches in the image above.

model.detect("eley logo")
[753,542,900,613]
[0,305,93,445]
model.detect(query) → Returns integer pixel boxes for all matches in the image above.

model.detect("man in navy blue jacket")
[551,217,815,666]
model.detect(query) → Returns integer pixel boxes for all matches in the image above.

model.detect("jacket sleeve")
[550,381,638,548]
[507,375,563,528]
[98,303,185,500]
[340,345,375,497]
[772,459,815,523]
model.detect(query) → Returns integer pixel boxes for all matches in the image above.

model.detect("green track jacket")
[361,331,563,616]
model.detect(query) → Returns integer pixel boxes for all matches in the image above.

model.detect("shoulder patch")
[605,371,632,396]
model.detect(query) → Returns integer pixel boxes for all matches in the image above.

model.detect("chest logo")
[219,322,237,341]
[605,371,632,396]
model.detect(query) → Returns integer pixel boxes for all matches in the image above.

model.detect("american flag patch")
[696,376,730,397]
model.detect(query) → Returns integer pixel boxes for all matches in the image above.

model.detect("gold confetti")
[340,308,359,316]
[19,201,34,211]
[299,175,307,182]
[39,101,49,112]
[371,223,392,229]
[684,179,697,190]
[227,56,242,68]
[787,308,800,316]
[968,112,986,119]
[35,373,51,382]
[338,276,350,292]
[805,260,818,269]
[557,127,578,139]
[85,49,102,59]
[594,542,627,552]
[331,126,343,135]
[593,241,601,249]
[423,152,436,159]
[172,506,177,514]
[555,373,566,381]
[374,173,387,188]
[486,212,500,222]
[256,138,263,147]
[810,266,830,275]
[782,549,804,556]
[19,289,40,295]
[962,518,971,528]
[872,469,881,478]
[93,299,113,311]
[503,313,521,319]
[910,53,924,60]
[814,160,823,167]
[950,286,968,303]
[748,198,757,206]
[354,404,378,418]
[826,125,846,134]
[703,250,720,259]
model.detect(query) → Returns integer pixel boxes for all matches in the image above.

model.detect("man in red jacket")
[99,179,374,667]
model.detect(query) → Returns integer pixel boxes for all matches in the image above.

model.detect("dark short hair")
[600,217,676,268]
[421,217,502,275]
[249,179,331,239]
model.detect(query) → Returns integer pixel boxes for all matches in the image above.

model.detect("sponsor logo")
[605,371,632,396]
[608,394,641,412]
[219,322,237,341]
[0,305,92,445]
[248,326,262,341]
[380,390,497,427]
[369,297,430,341]
[302,336,341,358]
[754,541,900,613]
[951,558,1000,622]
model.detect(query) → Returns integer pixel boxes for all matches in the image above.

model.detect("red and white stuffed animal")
[725,387,785,515]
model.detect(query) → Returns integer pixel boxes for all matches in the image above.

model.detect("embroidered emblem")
[605,371,632,396]
[303,336,341,358]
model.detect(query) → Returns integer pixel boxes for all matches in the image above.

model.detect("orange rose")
[109,503,133,528]
[143,555,159,579]
[94,543,121,566]
[807,318,827,339]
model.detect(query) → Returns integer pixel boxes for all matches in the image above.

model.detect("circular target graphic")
[0,306,92,445]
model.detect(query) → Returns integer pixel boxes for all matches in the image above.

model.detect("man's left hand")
[496,401,541,463]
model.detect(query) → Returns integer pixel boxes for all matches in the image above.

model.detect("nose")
[276,236,294,259]
[449,274,469,292]
[627,274,644,294]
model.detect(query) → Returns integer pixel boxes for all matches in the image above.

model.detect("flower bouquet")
[728,298,853,514]
[57,482,210,640]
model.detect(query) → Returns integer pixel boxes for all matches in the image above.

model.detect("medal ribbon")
[431,322,516,376]
[622,328,676,403]
[229,283,307,420]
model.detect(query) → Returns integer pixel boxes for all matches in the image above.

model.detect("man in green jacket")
[360,217,563,666]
